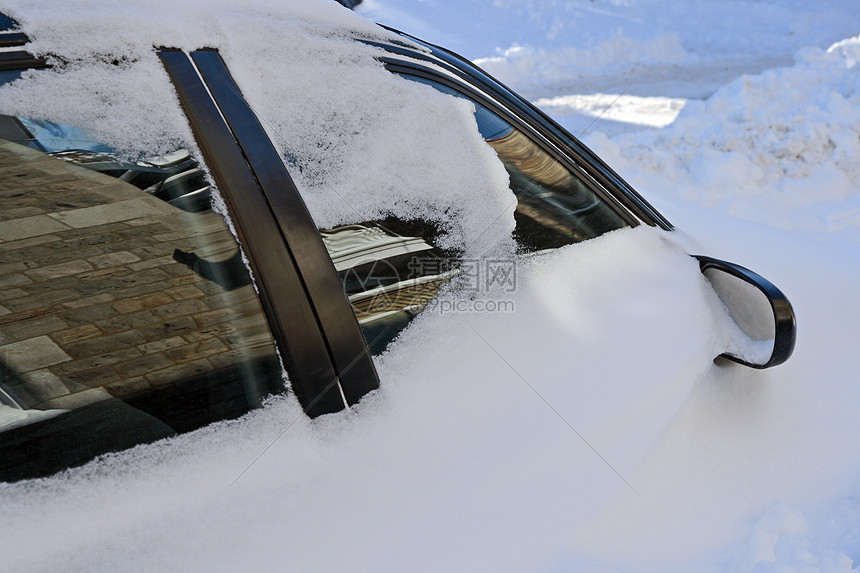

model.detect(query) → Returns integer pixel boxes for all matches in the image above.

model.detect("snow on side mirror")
[696,256,797,369]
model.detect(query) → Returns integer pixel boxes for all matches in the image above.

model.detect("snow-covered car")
[0,4,794,482]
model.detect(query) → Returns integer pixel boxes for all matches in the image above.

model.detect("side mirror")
[695,256,797,369]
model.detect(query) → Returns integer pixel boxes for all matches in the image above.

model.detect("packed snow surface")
[2,0,860,572]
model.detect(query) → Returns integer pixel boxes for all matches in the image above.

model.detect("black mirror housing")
[696,256,797,369]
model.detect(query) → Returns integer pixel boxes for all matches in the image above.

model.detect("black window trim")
[158,48,379,417]
[0,49,46,72]
[0,31,28,48]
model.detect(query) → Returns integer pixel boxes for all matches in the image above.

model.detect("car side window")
[0,116,283,481]
[400,74,629,251]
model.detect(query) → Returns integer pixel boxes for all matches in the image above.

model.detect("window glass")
[16,117,113,153]
[321,218,457,355]
[0,70,24,85]
[0,117,283,481]
[401,74,629,251]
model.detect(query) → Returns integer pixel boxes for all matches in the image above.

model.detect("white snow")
[2,0,860,572]
[535,92,687,130]
[1,227,735,573]
[585,36,860,237]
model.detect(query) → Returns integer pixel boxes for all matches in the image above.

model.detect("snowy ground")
[2,1,860,572]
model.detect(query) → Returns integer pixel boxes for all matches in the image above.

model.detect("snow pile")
[359,0,860,100]
[729,501,860,573]
[474,32,691,95]
[361,0,699,97]
[588,36,860,236]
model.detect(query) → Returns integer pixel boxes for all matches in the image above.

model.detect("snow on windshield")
[0,0,515,254]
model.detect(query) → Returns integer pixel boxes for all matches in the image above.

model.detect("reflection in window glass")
[0,120,283,481]
[2,115,212,213]
[16,117,113,154]
[401,74,629,251]
[321,219,458,355]
[0,70,24,85]
[0,12,15,29]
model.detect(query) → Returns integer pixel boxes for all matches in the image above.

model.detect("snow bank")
[728,501,860,573]
[587,35,860,237]
[359,0,860,100]
[474,33,691,95]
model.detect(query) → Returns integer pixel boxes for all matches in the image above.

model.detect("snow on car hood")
[0,0,516,254]
[0,225,732,573]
